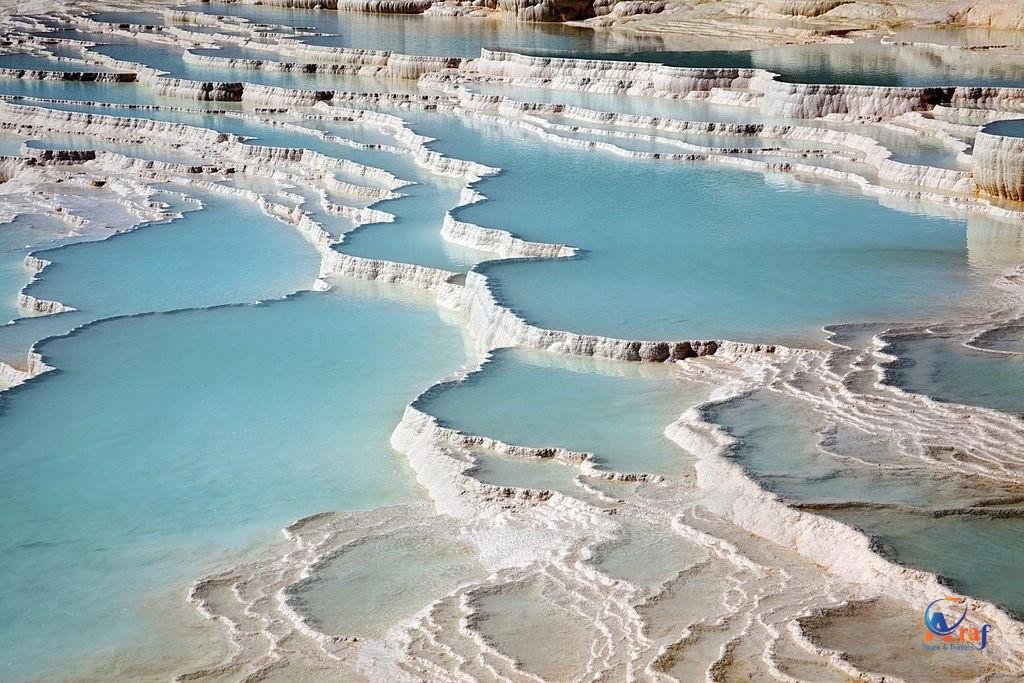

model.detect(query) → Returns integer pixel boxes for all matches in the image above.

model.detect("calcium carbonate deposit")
[2,1,1024,681]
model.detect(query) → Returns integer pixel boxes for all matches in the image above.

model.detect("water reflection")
[521,37,1024,88]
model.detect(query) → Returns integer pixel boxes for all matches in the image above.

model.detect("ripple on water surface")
[0,279,467,679]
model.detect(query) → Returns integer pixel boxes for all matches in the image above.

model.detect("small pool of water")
[184,2,621,57]
[0,279,467,679]
[417,348,707,476]
[521,38,1024,88]
[469,449,581,496]
[884,333,1024,416]
[982,119,1024,137]
[89,10,167,26]
[0,51,112,73]
[591,520,707,587]
[711,390,1024,617]
[0,188,318,369]
[24,190,318,321]
[473,582,591,679]
[411,111,983,345]
[0,79,151,103]
[289,527,482,639]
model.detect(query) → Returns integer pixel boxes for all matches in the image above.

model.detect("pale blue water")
[25,135,205,164]
[0,189,318,368]
[340,175,490,270]
[409,112,979,344]
[884,335,1024,416]
[522,38,1024,88]
[829,509,1024,619]
[708,391,998,506]
[3,23,1024,679]
[0,280,466,678]
[0,79,149,103]
[90,10,166,25]
[417,348,707,476]
[28,29,135,44]
[181,3,1024,89]
[90,42,418,92]
[982,118,1024,136]
[0,131,27,154]
[39,43,93,61]
[23,191,317,321]
[184,2,612,57]
[711,390,1024,617]
[469,449,582,496]
[0,214,71,324]
[8,99,490,270]
[0,52,111,73]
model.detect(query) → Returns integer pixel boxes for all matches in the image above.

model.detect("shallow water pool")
[0,279,466,678]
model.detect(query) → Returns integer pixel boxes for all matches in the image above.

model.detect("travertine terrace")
[3,2,1024,681]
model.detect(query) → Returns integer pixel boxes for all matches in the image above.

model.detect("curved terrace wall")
[974,119,1024,201]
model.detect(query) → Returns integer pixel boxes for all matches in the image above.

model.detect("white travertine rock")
[460,93,977,193]
[974,126,1024,201]
[17,292,76,315]
[759,81,954,118]
[181,48,462,80]
[0,67,136,82]
[666,400,1024,670]
[0,101,406,200]
[496,0,596,20]
[11,17,1024,682]
[441,212,577,259]
[467,49,757,98]
[931,104,1024,126]
[0,361,31,389]
[950,86,1024,113]
[457,270,773,361]
[248,0,435,12]
[765,0,850,16]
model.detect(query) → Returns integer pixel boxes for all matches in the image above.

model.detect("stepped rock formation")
[974,124,1024,200]
[496,0,597,20]
[4,5,1024,681]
